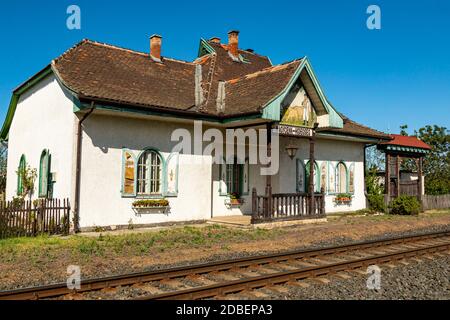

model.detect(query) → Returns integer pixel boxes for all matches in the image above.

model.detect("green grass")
[0,225,284,261]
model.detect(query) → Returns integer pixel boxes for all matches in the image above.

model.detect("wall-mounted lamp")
[285,144,299,159]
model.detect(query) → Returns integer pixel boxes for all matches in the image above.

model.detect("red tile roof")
[380,134,431,150]
[46,38,389,140]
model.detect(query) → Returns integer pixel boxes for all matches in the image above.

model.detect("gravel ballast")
[266,255,450,300]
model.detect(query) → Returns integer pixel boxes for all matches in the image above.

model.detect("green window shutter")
[349,163,355,194]
[219,162,228,196]
[17,155,26,196]
[241,159,250,195]
[165,152,179,197]
[121,149,136,197]
[39,150,49,198]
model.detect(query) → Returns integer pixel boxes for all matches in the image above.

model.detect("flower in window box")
[229,192,243,206]
[334,193,353,204]
[132,199,169,208]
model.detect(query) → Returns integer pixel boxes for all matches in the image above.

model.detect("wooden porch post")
[309,135,316,215]
[418,156,424,211]
[385,153,391,199]
[265,123,273,218]
[396,155,401,197]
[418,157,424,196]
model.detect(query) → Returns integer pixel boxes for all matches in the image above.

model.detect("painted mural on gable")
[280,86,317,128]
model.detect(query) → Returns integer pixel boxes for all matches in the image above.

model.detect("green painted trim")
[385,145,429,154]
[261,58,344,128]
[17,155,26,196]
[1,66,53,141]
[121,149,137,197]
[316,132,383,143]
[221,113,262,124]
[72,96,84,113]
[198,38,216,57]
[303,61,343,128]
[165,152,179,197]
[38,149,50,198]
[88,103,263,125]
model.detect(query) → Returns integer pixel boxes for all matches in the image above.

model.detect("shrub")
[367,194,386,213]
[389,196,421,215]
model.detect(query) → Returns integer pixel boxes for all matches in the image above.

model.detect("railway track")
[1,230,449,300]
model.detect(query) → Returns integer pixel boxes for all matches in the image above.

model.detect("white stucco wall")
[211,135,367,217]
[78,114,213,229]
[278,137,366,213]
[5,75,75,202]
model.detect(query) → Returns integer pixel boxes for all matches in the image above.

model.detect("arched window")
[137,149,163,195]
[17,155,26,196]
[305,161,320,193]
[335,162,348,193]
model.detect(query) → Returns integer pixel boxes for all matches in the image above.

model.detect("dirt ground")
[0,210,449,291]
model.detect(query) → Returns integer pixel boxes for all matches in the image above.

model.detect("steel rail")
[0,230,448,300]
[145,241,450,300]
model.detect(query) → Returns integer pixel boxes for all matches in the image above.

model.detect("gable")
[262,58,344,129]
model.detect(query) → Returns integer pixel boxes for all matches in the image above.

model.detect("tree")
[414,125,450,195]
[16,164,37,202]
[366,145,385,171]
[400,124,409,136]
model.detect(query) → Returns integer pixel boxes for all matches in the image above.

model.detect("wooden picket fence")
[422,194,450,211]
[0,199,70,239]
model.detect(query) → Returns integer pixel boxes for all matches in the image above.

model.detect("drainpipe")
[73,102,95,233]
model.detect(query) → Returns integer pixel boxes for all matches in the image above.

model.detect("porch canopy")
[377,134,431,198]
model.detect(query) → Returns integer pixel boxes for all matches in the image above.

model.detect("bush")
[389,196,421,215]
[367,194,386,213]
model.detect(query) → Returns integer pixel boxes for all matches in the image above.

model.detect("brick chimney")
[209,37,221,44]
[150,34,162,62]
[228,30,239,58]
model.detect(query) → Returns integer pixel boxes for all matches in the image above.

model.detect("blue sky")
[0,0,449,134]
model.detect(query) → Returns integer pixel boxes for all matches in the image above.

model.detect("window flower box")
[132,199,170,214]
[334,193,353,205]
[225,193,244,208]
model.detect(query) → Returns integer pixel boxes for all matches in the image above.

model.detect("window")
[226,162,242,195]
[39,150,52,198]
[137,150,162,195]
[335,162,348,193]
[17,155,26,196]
[305,161,320,193]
